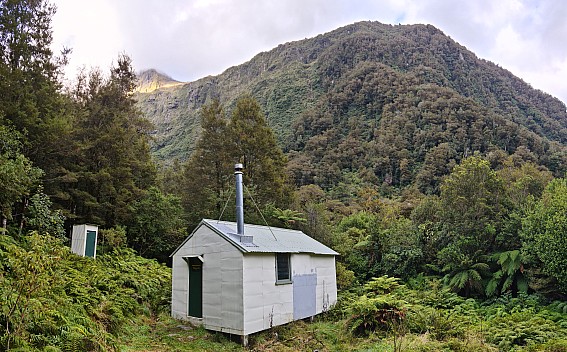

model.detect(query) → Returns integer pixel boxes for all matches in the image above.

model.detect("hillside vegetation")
[135,21,566,176]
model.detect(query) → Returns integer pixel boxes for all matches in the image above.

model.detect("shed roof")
[171,219,339,256]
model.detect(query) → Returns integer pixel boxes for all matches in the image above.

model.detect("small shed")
[171,219,338,341]
[70,224,98,258]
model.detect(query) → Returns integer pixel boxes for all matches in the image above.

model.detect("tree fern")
[486,250,528,296]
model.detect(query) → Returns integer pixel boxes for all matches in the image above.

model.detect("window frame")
[275,253,292,284]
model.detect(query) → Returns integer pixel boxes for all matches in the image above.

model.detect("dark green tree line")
[182,96,293,227]
[63,55,156,227]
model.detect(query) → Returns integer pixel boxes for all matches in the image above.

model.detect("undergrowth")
[1,234,565,351]
[0,233,170,351]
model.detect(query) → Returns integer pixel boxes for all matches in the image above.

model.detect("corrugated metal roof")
[202,219,339,255]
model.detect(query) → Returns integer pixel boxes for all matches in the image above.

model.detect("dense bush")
[0,233,171,351]
[337,275,567,351]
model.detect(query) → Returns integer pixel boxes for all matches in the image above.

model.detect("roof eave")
[169,219,207,257]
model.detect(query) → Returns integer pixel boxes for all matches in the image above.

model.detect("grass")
[118,314,242,351]
[119,308,566,352]
[118,313,367,351]
[117,313,493,352]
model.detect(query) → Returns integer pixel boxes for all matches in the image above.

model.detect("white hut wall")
[171,226,244,334]
[242,253,294,335]
[310,255,338,313]
[289,254,337,320]
[70,225,86,255]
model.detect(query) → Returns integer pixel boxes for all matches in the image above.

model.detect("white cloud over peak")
[51,0,567,105]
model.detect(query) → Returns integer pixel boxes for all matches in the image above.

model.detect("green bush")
[0,233,171,351]
[485,311,563,351]
[345,294,407,336]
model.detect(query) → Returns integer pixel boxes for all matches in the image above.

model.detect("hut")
[170,164,338,344]
[70,224,98,258]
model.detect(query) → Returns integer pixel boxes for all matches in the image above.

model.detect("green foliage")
[182,97,293,227]
[345,294,407,336]
[439,156,506,248]
[407,277,466,309]
[181,99,232,224]
[267,206,306,229]
[486,311,563,351]
[0,233,171,351]
[98,226,128,251]
[0,126,43,230]
[363,275,403,296]
[344,276,408,336]
[521,178,567,292]
[406,306,465,340]
[333,211,382,280]
[126,186,187,262]
[335,261,356,290]
[0,0,75,212]
[379,216,424,279]
[229,95,293,209]
[486,250,528,297]
[24,190,65,237]
[66,55,157,227]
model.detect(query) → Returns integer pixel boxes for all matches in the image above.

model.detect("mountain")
[135,21,566,192]
[135,69,183,93]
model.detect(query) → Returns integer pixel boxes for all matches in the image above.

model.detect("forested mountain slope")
[136,21,566,191]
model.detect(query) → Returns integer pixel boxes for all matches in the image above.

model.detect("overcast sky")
[50,0,567,105]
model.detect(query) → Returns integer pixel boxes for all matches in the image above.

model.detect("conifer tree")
[182,96,292,227]
[0,0,71,170]
[67,55,156,226]
[182,99,232,225]
[229,95,292,208]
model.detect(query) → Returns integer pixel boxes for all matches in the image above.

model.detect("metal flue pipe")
[235,163,244,235]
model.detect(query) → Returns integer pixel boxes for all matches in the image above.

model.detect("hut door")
[85,230,97,257]
[188,257,203,318]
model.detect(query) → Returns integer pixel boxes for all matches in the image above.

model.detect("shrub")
[0,232,171,351]
[345,294,407,336]
[485,311,562,351]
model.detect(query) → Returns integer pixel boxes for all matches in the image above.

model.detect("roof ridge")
[203,219,302,234]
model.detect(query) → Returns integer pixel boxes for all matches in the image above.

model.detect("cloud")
[50,0,567,104]
[51,0,123,76]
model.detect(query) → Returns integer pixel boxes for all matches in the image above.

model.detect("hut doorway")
[185,256,203,318]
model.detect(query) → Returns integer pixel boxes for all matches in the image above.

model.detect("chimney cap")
[235,163,243,172]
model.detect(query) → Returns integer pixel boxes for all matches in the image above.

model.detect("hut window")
[276,253,291,283]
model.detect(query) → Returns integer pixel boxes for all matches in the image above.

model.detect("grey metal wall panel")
[293,273,317,320]
[70,225,86,256]
[243,254,295,335]
[311,256,338,312]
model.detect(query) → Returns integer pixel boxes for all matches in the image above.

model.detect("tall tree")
[0,0,71,174]
[229,95,292,209]
[182,96,292,227]
[182,99,232,225]
[521,178,567,294]
[66,55,156,226]
[438,156,506,253]
[0,125,42,231]
[435,156,506,295]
